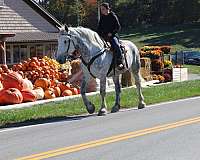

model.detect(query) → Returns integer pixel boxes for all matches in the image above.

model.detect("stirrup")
[117,63,124,70]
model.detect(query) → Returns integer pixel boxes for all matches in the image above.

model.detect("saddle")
[104,41,128,76]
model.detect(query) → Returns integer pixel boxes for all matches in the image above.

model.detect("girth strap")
[81,50,106,78]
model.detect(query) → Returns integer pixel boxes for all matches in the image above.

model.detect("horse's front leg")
[111,75,121,113]
[81,75,95,114]
[98,77,107,116]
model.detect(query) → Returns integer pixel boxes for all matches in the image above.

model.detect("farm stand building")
[0,0,62,65]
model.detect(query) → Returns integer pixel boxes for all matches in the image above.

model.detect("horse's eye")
[64,40,67,44]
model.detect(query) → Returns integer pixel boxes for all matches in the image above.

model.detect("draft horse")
[56,25,146,116]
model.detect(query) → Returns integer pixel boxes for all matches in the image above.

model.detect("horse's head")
[56,25,77,64]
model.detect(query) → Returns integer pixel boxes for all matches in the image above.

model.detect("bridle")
[61,33,76,56]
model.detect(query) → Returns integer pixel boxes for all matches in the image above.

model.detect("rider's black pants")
[109,36,123,63]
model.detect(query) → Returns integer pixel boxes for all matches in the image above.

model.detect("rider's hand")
[108,33,112,37]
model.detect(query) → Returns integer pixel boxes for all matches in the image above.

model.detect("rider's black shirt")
[97,11,121,40]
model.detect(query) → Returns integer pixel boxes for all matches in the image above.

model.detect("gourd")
[0,88,23,105]
[21,89,37,102]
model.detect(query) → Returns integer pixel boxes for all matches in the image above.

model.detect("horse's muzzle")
[56,54,66,64]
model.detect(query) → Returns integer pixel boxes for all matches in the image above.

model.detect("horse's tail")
[131,44,141,72]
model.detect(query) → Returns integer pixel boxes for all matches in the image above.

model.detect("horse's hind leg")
[111,75,121,113]
[81,74,95,114]
[132,70,146,109]
[98,77,108,116]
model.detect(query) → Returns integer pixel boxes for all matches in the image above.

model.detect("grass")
[184,64,200,74]
[0,80,200,128]
[120,23,200,52]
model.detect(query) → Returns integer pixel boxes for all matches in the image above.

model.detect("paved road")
[1,97,200,160]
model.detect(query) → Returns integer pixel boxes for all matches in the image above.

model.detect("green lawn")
[184,64,200,74]
[120,23,200,52]
[1,80,200,128]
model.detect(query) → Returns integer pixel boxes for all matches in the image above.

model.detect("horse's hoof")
[98,108,107,116]
[86,102,95,114]
[111,105,120,113]
[138,103,146,109]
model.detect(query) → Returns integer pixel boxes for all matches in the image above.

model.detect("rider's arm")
[111,13,121,35]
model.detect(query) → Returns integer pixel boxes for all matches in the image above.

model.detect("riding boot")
[110,36,124,70]
[116,56,124,70]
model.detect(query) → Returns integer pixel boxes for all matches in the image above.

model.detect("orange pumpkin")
[21,89,37,102]
[34,78,51,90]
[44,88,56,99]
[58,83,71,93]
[50,79,59,87]
[0,88,23,105]
[70,87,79,95]
[0,64,8,71]
[33,87,45,100]
[62,89,73,96]
[2,71,23,90]
[53,86,61,97]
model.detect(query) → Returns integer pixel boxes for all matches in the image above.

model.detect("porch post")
[0,33,15,65]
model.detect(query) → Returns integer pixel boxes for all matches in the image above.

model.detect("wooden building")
[0,0,63,65]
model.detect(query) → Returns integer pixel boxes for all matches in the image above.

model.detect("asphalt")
[1,97,200,160]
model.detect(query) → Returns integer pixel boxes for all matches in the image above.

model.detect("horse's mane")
[68,27,105,48]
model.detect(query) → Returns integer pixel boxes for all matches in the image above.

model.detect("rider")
[97,2,124,70]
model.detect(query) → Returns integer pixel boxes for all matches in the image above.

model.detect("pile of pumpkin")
[12,56,71,83]
[0,65,80,106]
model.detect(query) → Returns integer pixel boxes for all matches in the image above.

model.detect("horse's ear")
[64,24,68,32]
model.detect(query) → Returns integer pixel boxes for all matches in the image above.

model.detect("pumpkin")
[0,88,23,105]
[21,78,34,90]
[33,87,45,100]
[0,67,3,74]
[0,64,8,71]
[50,79,59,87]
[53,86,61,97]
[34,78,51,90]
[62,89,73,97]
[21,89,37,102]
[2,71,23,90]
[44,88,56,99]
[70,87,79,95]
[0,81,3,90]
[58,83,71,93]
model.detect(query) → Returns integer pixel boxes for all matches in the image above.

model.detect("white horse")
[56,25,146,116]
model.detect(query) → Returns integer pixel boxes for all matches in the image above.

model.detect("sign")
[173,68,188,82]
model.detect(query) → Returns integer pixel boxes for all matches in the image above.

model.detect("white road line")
[0,96,200,133]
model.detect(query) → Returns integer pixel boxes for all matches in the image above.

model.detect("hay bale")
[121,70,134,87]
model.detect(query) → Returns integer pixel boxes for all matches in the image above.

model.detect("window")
[45,44,51,57]
[30,46,36,57]
[13,45,20,63]
[36,45,43,58]
[51,44,57,58]
[20,45,27,61]
[6,45,11,64]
